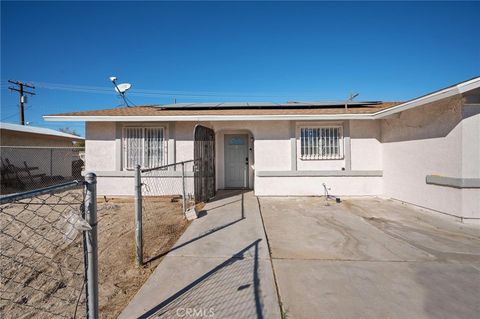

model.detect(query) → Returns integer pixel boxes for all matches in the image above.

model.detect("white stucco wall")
[350,120,382,171]
[460,104,480,221]
[85,122,117,171]
[174,122,195,162]
[381,95,480,222]
[295,121,344,171]
[461,104,480,178]
[86,119,384,197]
[255,176,382,196]
[84,103,479,222]
[211,121,290,189]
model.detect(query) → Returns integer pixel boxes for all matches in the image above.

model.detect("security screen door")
[224,134,248,188]
[194,125,215,202]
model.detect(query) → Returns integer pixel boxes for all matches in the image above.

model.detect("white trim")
[43,114,373,122]
[256,170,382,177]
[373,87,459,118]
[373,77,480,118]
[457,77,480,93]
[43,77,480,123]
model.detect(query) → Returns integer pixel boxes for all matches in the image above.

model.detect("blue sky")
[1,1,479,136]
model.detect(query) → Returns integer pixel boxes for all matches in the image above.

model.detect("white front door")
[224,134,248,188]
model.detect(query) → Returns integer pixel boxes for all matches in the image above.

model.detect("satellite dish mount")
[109,76,132,107]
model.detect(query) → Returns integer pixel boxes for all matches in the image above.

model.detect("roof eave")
[42,76,480,123]
[373,76,480,119]
[43,113,375,122]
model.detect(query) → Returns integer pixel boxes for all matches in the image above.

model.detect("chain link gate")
[0,175,99,319]
[193,125,216,203]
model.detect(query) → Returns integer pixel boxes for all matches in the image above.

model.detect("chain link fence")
[134,160,196,265]
[0,176,99,319]
[0,146,85,195]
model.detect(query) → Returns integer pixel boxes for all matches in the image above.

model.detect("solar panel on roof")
[157,101,382,109]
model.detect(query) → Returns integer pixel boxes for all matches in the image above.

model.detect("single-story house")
[0,122,84,147]
[44,77,480,224]
[0,123,85,190]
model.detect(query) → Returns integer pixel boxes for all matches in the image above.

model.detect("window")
[300,126,343,160]
[123,127,166,169]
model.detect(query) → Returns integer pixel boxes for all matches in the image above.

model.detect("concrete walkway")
[119,191,280,319]
[259,196,480,319]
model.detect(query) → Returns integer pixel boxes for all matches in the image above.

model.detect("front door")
[224,134,248,188]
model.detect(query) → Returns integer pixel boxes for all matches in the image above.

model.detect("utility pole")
[8,80,36,125]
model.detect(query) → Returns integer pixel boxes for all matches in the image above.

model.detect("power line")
[1,105,33,122]
[1,112,19,121]
[8,80,36,125]
[26,81,323,99]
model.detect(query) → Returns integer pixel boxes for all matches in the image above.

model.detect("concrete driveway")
[120,191,280,319]
[259,196,480,319]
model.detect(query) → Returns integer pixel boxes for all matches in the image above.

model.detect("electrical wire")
[125,95,137,107]
[1,112,19,121]
[1,105,33,121]
[26,81,322,99]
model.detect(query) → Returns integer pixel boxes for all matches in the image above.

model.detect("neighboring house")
[44,77,480,223]
[0,123,85,187]
[0,122,84,146]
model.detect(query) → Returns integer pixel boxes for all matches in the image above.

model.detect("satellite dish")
[115,83,132,94]
[109,76,134,107]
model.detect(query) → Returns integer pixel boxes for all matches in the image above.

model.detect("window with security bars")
[300,126,343,160]
[123,127,166,169]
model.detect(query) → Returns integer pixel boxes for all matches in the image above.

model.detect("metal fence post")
[181,162,186,214]
[50,148,53,176]
[134,165,143,266]
[84,172,99,319]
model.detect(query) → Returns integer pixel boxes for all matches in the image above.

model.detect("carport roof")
[0,122,84,140]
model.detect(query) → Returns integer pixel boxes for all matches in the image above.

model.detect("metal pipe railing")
[84,172,99,319]
[0,180,82,204]
[134,160,196,265]
[140,159,197,173]
[134,165,143,266]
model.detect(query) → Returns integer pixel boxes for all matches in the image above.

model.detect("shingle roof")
[46,102,402,117]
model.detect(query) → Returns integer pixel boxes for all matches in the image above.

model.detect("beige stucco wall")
[1,129,83,178]
[0,129,82,147]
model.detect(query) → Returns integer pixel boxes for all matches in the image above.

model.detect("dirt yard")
[0,191,190,319]
[96,196,190,318]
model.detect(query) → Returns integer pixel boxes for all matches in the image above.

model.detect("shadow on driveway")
[144,193,246,264]
[139,239,264,319]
